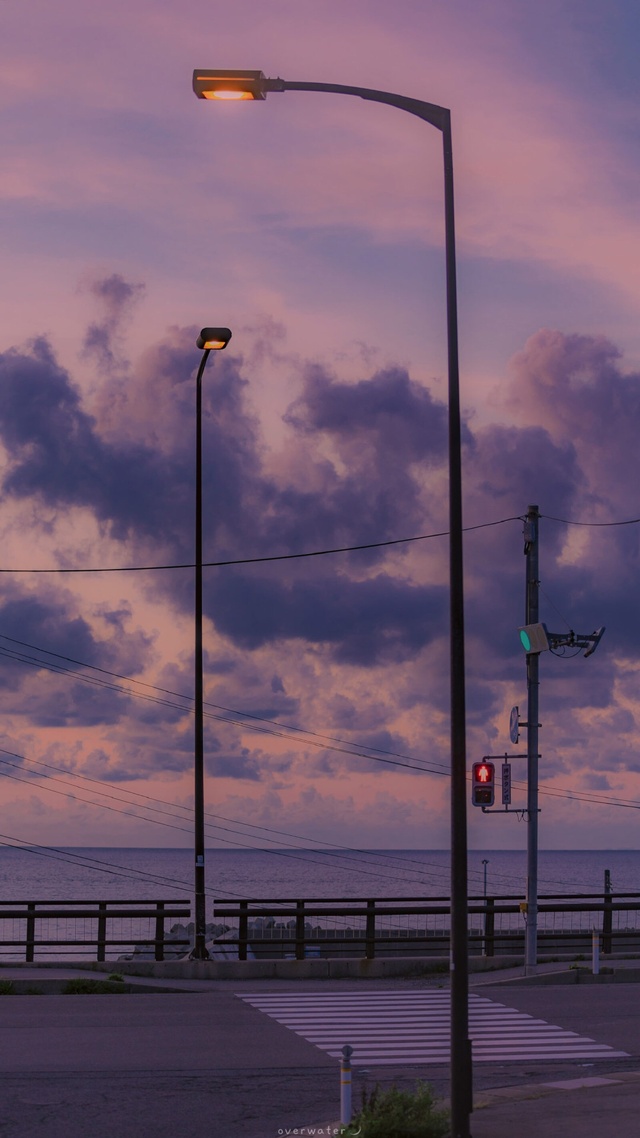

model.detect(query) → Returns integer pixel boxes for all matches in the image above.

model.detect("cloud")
[0,581,156,731]
[286,363,451,464]
[209,570,447,665]
[0,337,175,543]
[1,303,640,827]
[81,272,145,374]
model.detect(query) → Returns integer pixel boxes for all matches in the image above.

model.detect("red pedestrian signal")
[471,761,495,808]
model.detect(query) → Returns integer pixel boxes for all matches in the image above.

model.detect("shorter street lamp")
[191,326,232,961]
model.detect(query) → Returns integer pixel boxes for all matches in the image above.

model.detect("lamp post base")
[189,936,210,961]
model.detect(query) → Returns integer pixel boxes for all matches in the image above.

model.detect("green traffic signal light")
[519,629,532,652]
[518,624,550,653]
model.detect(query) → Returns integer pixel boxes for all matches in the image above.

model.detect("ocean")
[0,845,636,902]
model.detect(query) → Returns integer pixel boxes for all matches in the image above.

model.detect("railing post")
[484,897,495,958]
[295,901,305,960]
[154,901,165,962]
[26,902,36,963]
[238,901,248,961]
[592,928,600,975]
[365,900,376,960]
[602,870,612,955]
[97,902,108,962]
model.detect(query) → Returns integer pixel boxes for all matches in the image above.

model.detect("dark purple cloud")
[0,584,155,729]
[0,337,183,544]
[208,570,447,665]
[285,363,453,462]
[1,308,639,787]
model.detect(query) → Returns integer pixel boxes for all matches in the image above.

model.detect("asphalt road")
[0,978,637,1138]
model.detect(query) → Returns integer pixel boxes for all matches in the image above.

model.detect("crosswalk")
[237,990,629,1065]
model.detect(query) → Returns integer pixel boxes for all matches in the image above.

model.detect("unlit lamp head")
[197,328,232,351]
[193,70,267,100]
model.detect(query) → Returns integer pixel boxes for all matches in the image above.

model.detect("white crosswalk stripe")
[237,990,629,1064]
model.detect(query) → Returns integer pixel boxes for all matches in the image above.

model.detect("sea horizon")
[0,845,636,901]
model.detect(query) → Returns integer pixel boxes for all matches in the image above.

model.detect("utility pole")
[518,510,604,973]
[524,505,540,974]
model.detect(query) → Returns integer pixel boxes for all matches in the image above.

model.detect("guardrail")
[0,900,191,962]
[212,892,640,961]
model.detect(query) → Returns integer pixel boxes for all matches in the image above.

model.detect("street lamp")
[191,326,232,961]
[193,72,471,1136]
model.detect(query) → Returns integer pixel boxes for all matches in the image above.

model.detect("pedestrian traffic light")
[471,761,495,807]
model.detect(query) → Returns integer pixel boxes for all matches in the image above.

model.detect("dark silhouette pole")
[190,327,232,961]
[193,73,471,1136]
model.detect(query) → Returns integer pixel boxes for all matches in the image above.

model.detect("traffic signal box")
[471,760,495,807]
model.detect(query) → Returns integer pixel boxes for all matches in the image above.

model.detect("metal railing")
[212,892,640,961]
[0,900,191,961]
[2,892,632,963]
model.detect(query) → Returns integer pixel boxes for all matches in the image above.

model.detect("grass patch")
[107,973,125,983]
[341,1081,449,1138]
[63,978,128,994]
[0,980,15,995]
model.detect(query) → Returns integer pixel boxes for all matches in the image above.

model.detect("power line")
[0,746,541,892]
[0,633,452,773]
[0,515,522,574]
[2,642,639,837]
[541,513,640,528]
[0,748,437,879]
[0,752,456,889]
[0,639,452,778]
[2,743,638,896]
[2,733,628,893]
[0,512,633,573]
[0,835,193,891]
[0,762,441,892]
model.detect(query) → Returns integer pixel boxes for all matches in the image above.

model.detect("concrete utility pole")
[519,508,605,973]
[524,505,540,973]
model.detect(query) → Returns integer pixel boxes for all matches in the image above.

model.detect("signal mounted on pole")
[518,622,605,657]
[471,760,495,808]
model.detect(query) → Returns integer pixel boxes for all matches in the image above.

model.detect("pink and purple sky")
[1,0,639,850]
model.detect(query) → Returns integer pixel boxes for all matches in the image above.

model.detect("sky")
[1,0,640,857]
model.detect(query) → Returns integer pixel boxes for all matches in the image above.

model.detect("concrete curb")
[483,965,640,986]
[4,955,640,983]
[0,955,524,981]
[475,1067,640,1108]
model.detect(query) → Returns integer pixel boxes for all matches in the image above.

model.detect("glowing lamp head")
[197,328,232,351]
[204,90,255,100]
[193,70,267,101]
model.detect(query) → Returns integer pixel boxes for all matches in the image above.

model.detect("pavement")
[469,1070,640,1138]
[0,961,637,1137]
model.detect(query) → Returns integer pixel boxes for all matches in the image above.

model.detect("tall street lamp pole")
[191,326,232,961]
[192,72,471,1135]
